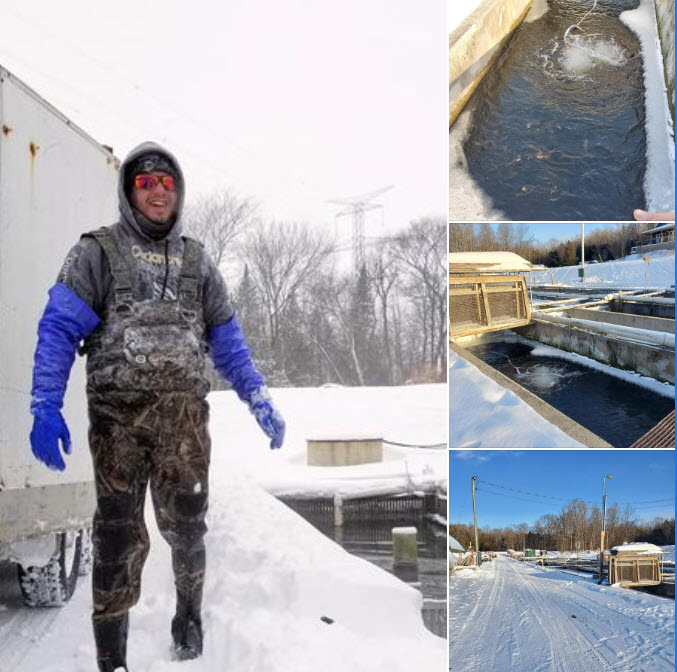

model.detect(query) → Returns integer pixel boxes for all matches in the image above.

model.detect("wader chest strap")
[179,237,201,304]
[82,228,133,308]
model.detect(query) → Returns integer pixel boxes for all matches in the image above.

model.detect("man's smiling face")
[130,172,178,224]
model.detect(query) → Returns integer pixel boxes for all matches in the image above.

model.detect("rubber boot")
[94,614,129,672]
[171,590,203,661]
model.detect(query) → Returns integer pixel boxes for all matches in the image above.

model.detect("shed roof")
[449,251,533,273]
[610,542,665,555]
[640,223,675,235]
[449,535,465,552]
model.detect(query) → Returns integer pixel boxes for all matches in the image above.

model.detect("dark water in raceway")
[459,0,646,220]
[311,519,447,602]
[468,341,674,447]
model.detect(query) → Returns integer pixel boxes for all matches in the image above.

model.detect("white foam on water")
[516,364,582,391]
[561,36,628,75]
[518,365,561,389]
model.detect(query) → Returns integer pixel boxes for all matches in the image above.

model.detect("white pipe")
[617,296,675,306]
[534,314,675,348]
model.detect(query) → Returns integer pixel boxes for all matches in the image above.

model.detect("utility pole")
[580,222,585,282]
[599,474,612,584]
[471,476,480,566]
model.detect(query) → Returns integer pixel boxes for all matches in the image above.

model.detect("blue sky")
[449,451,675,529]
[488,223,618,244]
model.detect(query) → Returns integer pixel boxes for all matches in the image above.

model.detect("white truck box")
[0,65,118,597]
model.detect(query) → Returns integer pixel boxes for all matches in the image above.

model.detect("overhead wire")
[0,43,315,219]
[475,479,674,510]
[0,3,329,204]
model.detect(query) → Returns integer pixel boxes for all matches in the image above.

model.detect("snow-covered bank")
[449,109,506,221]
[449,348,585,448]
[449,556,675,672]
[621,0,676,212]
[0,384,447,671]
[533,251,675,287]
[209,384,447,497]
[4,477,445,672]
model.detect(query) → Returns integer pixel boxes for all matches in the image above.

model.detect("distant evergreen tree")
[280,291,315,386]
[350,265,377,384]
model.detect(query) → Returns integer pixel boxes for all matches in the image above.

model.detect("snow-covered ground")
[532,251,675,288]
[0,385,447,672]
[209,384,448,497]
[449,556,675,672]
[449,347,585,448]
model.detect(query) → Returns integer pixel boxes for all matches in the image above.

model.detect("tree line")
[449,222,654,267]
[184,191,447,387]
[449,498,675,552]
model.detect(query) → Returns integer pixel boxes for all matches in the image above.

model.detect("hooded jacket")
[57,142,233,327]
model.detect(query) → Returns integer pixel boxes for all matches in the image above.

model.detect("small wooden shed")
[608,543,665,587]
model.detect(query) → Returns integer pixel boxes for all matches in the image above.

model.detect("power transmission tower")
[328,185,393,270]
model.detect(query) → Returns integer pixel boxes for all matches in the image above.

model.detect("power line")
[0,4,327,203]
[477,479,674,508]
[616,498,675,505]
[477,479,575,502]
[475,486,568,507]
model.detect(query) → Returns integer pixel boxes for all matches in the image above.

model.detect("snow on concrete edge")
[621,0,675,211]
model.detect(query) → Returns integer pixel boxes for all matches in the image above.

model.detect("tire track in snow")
[448,556,675,672]
[509,561,609,671]
[528,564,674,671]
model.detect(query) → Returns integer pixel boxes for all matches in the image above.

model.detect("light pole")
[599,475,612,584]
[472,476,480,566]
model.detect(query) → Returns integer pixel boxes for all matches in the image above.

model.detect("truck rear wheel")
[17,530,82,607]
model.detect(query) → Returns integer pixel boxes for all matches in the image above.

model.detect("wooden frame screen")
[608,555,661,587]
[449,274,531,339]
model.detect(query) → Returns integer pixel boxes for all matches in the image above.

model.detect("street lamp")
[599,475,612,584]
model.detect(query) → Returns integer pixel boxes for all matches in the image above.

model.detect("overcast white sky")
[0,1,447,244]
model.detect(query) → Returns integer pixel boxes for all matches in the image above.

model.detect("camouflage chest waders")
[83,229,211,666]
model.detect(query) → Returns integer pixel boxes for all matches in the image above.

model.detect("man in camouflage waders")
[28,142,285,672]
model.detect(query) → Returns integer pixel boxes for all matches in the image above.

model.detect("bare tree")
[367,246,399,384]
[392,218,447,378]
[183,190,258,266]
[241,220,334,371]
[476,223,497,251]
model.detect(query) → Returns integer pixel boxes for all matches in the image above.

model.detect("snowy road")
[449,556,674,672]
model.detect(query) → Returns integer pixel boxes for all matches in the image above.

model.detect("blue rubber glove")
[208,317,286,449]
[30,283,101,470]
[249,387,286,450]
[30,406,71,471]
[207,316,265,403]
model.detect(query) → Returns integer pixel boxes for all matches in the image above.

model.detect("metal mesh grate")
[610,556,660,585]
[637,562,655,582]
[449,289,486,333]
[617,563,635,583]
[449,275,531,338]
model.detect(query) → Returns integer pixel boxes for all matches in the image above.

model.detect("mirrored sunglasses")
[133,173,177,192]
